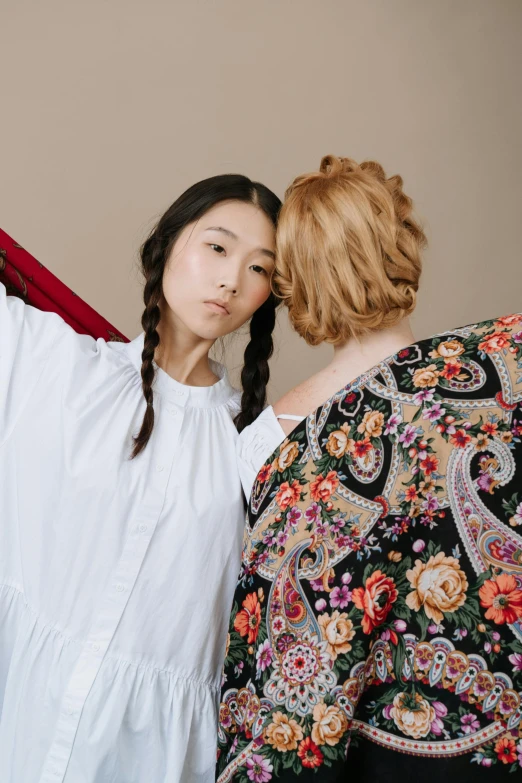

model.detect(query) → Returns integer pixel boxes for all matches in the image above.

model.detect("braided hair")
[234,291,278,433]
[131,174,281,458]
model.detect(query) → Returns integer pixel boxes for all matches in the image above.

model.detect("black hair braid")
[131,237,165,458]
[235,294,278,433]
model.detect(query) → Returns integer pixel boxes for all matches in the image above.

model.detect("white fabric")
[0,284,246,783]
[236,405,290,497]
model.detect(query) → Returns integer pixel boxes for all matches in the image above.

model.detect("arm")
[0,281,67,443]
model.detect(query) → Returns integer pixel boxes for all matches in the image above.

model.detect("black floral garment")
[217,314,522,782]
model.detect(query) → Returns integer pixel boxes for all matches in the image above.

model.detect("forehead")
[198,200,276,250]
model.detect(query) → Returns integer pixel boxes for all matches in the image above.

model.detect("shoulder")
[273,379,316,418]
[272,375,330,436]
[237,406,284,459]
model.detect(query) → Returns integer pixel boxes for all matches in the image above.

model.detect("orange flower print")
[481,421,498,436]
[419,454,439,475]
[450,429,472,448]
[405,486,418,502]
[257,464,273,483]
[353,438,372,461]
[233,592,262,644]
[440,361,464,381]
[352,570,398,634]
[494,736,517,764]
[478,331,511,354]
[310,471,339,503]
[275,480,302,510]
[495,313,522,328]
[479,573,522,625]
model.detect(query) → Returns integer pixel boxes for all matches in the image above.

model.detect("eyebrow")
[205,226,275,261]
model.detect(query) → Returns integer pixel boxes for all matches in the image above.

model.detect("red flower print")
[233,592,262,644]
[275,480,302,510]
[450,429,472,448]
[478,331,511,354]
[494,736,517,764]
[405,486,418,502]
[257,464,273,483]
[479,574,522,625]
[352,570,398,634]
[310,471,339,503]
[297,737,324,769]
[440,361,463,380]
[353,439,372,459]
[419,454,439,475]
[495,314,522,328]
[481,421,498,436]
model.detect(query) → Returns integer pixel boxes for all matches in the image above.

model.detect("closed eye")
[209,243,226,255]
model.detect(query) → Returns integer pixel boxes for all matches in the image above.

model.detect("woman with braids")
[217,156,522,780]
[0,174,280,783]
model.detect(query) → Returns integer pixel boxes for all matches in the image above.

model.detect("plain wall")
[2,0,522,400]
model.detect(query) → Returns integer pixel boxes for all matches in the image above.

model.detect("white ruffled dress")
[0,284,245,782]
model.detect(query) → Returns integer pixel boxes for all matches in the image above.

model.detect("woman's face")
[162,200,276,341]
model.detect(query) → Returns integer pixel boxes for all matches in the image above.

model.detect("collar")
[124,333,237,409]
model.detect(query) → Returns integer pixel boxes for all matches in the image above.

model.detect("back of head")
[274,155,426,346]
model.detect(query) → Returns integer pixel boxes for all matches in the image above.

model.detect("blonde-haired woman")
[237,155,425,494]
[217,156,522,780]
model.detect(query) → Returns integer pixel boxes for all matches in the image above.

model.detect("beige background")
[2,0,522,400]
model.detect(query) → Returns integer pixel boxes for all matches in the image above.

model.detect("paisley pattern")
[217,315,522,781]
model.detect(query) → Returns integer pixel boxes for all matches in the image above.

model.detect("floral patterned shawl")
[217,314,522,781]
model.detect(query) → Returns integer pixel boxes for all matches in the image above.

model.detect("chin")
[190,322,229,341]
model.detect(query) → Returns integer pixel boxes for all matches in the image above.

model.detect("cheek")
[163,253,206,303]
[241,277,272,316]
[230,283,271,332]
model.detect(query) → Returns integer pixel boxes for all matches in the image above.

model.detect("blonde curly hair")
[274,155,426,346]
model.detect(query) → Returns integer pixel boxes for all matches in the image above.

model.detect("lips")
[204,300,230,315]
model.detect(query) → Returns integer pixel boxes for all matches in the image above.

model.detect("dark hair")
[131,174,281,458]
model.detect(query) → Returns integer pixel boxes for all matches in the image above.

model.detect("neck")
[155,307,219,387]
[329,319,415,380]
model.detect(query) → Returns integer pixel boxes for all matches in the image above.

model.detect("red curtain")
[0,228,128,343]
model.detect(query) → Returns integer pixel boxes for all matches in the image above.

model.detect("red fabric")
[0,227,128,343]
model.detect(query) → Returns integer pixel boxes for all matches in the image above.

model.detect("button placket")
[41,488,168,782]
[41,391,186,782]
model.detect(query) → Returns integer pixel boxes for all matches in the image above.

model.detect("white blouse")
[236,405,304,497]
[0,284,246,783]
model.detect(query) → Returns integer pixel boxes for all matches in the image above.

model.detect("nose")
[219,282,237,294]
[217,264,240,295]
